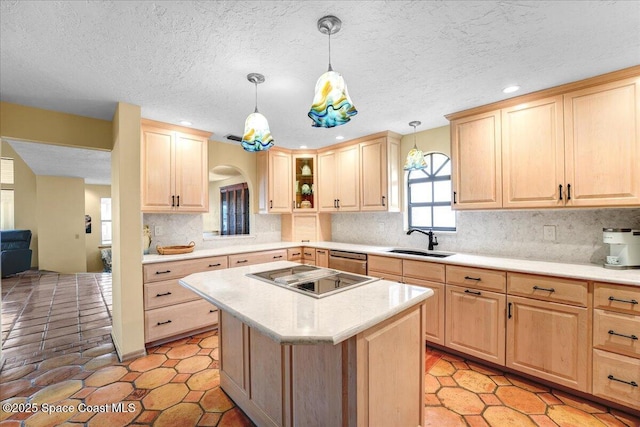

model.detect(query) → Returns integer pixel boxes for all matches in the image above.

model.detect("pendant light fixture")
[308,15,357,128]
[241,73,274,152]
[403,121,428,171]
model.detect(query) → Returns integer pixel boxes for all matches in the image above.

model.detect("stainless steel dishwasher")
[328,250,367,275]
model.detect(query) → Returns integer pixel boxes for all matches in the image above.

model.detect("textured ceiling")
[1,1,639,181]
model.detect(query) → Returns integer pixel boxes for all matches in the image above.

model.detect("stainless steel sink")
[386,248,455,258]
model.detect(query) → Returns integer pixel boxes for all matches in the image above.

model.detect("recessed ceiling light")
[180,120,192,126]
[300,145,308,149]
[336,135,344,140]
[502,85,520,94]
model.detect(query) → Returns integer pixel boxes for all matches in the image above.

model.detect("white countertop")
[179,260,433,345]
[145,241,640,286]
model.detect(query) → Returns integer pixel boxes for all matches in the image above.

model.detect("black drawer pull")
[464,276,481,281]
[607,375,638,387]
[453,191,457,204]
[155,270,171,275]
[273,255,283,259]
[156,292,172,297]
[382,195,386,206]
[317,250,326,254]
[157,320,172,326]
[567,183,571,200]
[209,309,216,313]
[608,296,639,305]
[608,330,638,340]
[533,285,555,293]
[236,260,248,264]
[508,302,512,319]
[304,252,312,256]
[171,195,175,207]
[176,195,180,207]
[464,289,482,296]
[208,263,221,267]
[559,184,563,201]
[292,252,301,256]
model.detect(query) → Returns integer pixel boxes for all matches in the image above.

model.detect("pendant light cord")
[327,32,333,72]
[413,124,418,149]
[254,81,259,113]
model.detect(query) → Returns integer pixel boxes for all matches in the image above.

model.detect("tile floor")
[1,271,639,427]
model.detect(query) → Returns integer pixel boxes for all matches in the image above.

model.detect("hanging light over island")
[241,73,274,152]
[308,15,357,128]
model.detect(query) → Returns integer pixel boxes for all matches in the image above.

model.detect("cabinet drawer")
[368,270,402,283]
[593,309,640,358]
[228,250,287,267]
[507,273,587,307]
[144,279,200,309]
[446,265,505,292]
[143,255,228,283]
[592,349,640,410]
[594,282,640,315]
[287,248,302,261]
[302,248,316,261]
[368,255,402,276]
[145,299,218,343]
[404,260,445,283]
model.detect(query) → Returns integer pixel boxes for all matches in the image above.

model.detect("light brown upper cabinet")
[317,144,360,212]
[450,110,502,209]
[447,66,640,210]
[502,96,565,208]
[257,148,292,213]
[141,119,210,213]
[359,134,402,212]
[564,76,640,207]
[292,153,316,212]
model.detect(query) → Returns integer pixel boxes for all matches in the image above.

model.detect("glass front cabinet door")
[293,154,317,212]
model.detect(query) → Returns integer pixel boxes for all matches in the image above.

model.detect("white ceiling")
[1,1,639,182]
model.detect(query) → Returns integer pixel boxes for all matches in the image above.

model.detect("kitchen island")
[179,260,433,427]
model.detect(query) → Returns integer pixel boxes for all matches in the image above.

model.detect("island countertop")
[179,260,433,345]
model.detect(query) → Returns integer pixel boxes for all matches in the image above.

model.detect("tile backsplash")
[145,208,639,265]
[331,208,640,265]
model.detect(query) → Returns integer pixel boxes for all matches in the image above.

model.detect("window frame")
[100,197,112,245]
[407,152,456,232]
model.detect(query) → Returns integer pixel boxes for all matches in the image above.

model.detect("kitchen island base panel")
[219,304,426,427]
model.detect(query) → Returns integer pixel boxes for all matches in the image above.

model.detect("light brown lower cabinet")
[219,302,426,427]
[405,278,445,346]
[315,249,329,268]
[445,284,506,365]
[145,299,219,343]
[592,349,640,410]
[506,295,589,391]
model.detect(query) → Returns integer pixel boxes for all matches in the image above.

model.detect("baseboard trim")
[111,331,147,362]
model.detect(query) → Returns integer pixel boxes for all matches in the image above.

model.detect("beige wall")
[85,185,111,272]
[1,140,38,267]
[36,176,87,273]
[208,140,258,213]
[110,102,145,361]
[0,102,113,150]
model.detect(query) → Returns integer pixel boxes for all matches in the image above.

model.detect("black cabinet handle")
[171,195,175,207]
[208,263,221,267]
[236,259,248,264]
[176,195,180,207]
[559,184,563,201]
[333,199,337,208]
[608,330,638,340]
[453,191,457,204]
[292,252,301,256]
[317,250,326,254]
[209,309,216,313]
[304,252,312,256]
[508,302,512,319]
[273,255,283,259]
[157,320,172,326]
[607,375,638,387]
[337,199,340,208]
[269,200,273,209]
[155,270,171,275]
[609,296,639,305]
[156,292,172,297]
[464,276,482,281]
[382,195,386,206]
[464,289,481,296]
[567,183,571,200]
[533,285,555,293]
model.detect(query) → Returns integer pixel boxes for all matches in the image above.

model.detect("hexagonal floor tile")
[495,385,546,414]
[483,406,537,427]
[200,387,234,412]
[175,355,211,374]
[437,387,485,415]
[85,382,134,406]
[30,380,83,404]
[424,406,467,427]
[127,353,167,372]
[186,369,220,391]
[134,367,176,389]
[85,366,128,387]
[452,369,497,394]
[141,383,189,410]
[429,359,456,377]
[153,402,203,427]
[166,344,200,359]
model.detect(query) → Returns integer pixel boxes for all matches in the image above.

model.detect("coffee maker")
[603,228,640,269]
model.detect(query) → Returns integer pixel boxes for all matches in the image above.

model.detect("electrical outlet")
[155,225,163,236]
[543,225,556,241]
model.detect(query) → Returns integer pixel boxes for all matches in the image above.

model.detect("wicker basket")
[156,241,195,255]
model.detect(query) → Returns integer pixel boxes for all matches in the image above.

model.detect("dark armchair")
[1,230,33,277]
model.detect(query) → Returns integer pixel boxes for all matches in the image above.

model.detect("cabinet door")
[406,278,444,346]
[315,249,329,268]
[293,154,316,212]
[502,96,565,208]
[506,295,588,391]
[336,144,360,211]
[174,132,208,212]
[564,77,640,206]
[445,284,505,365]
[317,151,337,211]
[360,137,387,211]
[268,150,292,212]
[141,125,174,211]
[450,110,502,209]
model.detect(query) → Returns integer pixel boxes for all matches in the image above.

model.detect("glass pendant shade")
[308,70,358,128]
[241,111,274,152]
[403,121,428,170]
